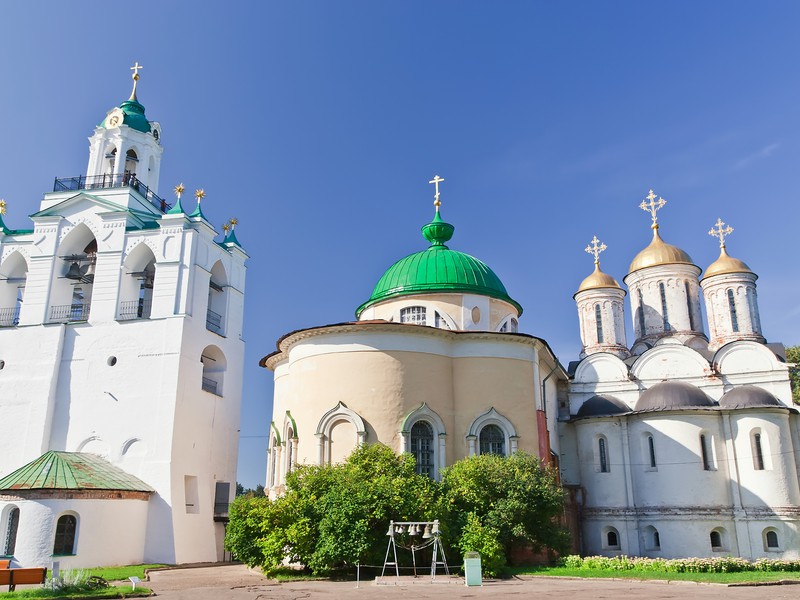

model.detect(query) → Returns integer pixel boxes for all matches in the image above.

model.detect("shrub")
[559,555,800,573]
[457,513,505,577]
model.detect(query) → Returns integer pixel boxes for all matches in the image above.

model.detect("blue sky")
[2,2,799,488]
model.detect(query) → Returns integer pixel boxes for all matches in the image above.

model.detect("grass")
[84,565,167,582]
[263,567,329,582]
[0,585,151,599]
[510,565,800,584]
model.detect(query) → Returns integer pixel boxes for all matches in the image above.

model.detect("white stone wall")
[574,287,628,358]
[701,272,764,351]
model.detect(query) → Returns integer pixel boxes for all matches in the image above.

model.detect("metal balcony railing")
[202,377,220,395]
[206,309,222,334]
[53,174,171,213]
[0,307,20,327]
[118,299,152,320]
[50,303,91,322]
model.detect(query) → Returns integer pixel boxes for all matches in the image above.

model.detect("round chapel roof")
[356,208,522,317]
[577,263,622,293]
[718,386,782,409]
[576,395,630,417]
[635,381,716,412]
[702,246,754,280]
[629,226,694,273]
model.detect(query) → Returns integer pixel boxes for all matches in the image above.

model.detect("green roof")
[118,99,151,133]
[356,208,522,317]
[0,451,154,493]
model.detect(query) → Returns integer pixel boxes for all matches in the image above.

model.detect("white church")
[0,66,246,568]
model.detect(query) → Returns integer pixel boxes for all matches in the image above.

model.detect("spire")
[0,199,8,234]
[189,189,206,219]
[421,174,454,247]
[129,62,143,102]
[225,217,241,246]
[167,183,186,215]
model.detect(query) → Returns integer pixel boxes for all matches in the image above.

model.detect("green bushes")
[224,446,568,577]
[561,555,800,573]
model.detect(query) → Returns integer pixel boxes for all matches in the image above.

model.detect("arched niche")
[714,341,786,377]
[573,353,629,384]
[315,402,367,465]
[119,242,157,320]
[0,251,28,326]
[50,223,98,322]
[630,345,710,382]
[207,260,229,335]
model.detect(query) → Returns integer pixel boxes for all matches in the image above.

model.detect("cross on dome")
[428,175,445,208]
[708,218,733,248]
[639,189,667,228]
[174,183,185,199]
[584,235,607,265]
[129,62,143,101]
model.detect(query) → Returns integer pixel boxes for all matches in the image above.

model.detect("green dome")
[118,99,151,133]
[356,209,522,317]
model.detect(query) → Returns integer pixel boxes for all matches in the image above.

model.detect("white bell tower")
[85,63,163,193]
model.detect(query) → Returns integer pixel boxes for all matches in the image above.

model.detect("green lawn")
[84,565,167,582]
[511,565,800,584]
[0,585,151,599]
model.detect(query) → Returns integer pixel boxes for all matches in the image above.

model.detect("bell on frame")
[432,520,440,534]
[386,522,394,536]
[422,525,432,539]
[65,262,82,280]
[395,525,404,534]
[409,524,419,536]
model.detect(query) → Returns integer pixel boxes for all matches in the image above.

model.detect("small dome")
[576,395,629,417]
[577,263,621,293]
[635,381,716,412]
[702,246,753,280]
[629,227,694,273]
[356,208,522,317]
[719,385,782,409]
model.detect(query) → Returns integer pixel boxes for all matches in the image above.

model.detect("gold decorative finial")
[428,175,445,209]
[174,183,185,199]
[0,199,6,215]
[584,235,607,265]
[129,62,143,101]
[639,189,667,229]
[195,189,205,201]
[222,223,230,234]
[230,217,238,229]
[708,218,733,248]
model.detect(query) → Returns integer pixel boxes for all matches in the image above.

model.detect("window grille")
[53,515,77,555]
[410,421,435,477]
[659,282,670,331]
[400,306,426,325]
[753,432,765,470]
[599,437,609,472]
[3,507,19,556]
[595,304,604,343]
[710,530,722,549]
[766,530,779,549]
[479,425,505,456]
[700,434,712,471]
[727,289,739,332]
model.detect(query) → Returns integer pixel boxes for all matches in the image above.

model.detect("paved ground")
[145,564,800,600]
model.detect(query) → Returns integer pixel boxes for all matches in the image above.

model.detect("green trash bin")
[464,551,482,586]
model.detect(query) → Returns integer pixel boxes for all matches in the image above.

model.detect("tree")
[787,345,800,404]
[437,452,569,575]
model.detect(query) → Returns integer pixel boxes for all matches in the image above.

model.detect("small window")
[710,529,724,551]
[753,432,765,471]
[685,281,696,331]
[595,304,604,343]
[509,318,518,332]
[434,311,450,330]
[728,289,739,332]
[53,515,77,555]
[479,424,505,456]
[700,434,712,471]
[410,420,435,477]
[603,527,620,550]
[637,289,646,335]
[286,427,294,474]
[659,282,670,331]
[3,507,20,556]
[599,437,609,473]
[765,529,779,550]
[647,435,657,469]
[643,525,660,551]
[400,306,426,325]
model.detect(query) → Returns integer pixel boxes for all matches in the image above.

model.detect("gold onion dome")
[578,263,621,292]
[628,226,694,273]
[703,246,753,279]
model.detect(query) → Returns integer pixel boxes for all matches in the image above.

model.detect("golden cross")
[130,62,143,80]
[708,218,733,247]
[0,199,6,215]
[195,189,205,201]
[428,175,445,208]
[584,235,607,264]
[639,189,667,226]
[174,183,185,199]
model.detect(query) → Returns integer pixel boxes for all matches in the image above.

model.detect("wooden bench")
[0,560,10,569]
[0,567,48,591]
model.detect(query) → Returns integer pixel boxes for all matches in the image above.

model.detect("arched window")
[499,317,519,333]
[0,252,27,327]
[410,421,435,477]
[747,287,761,332]
[400,306,426,325]
[119,243,156,320]
[709,528,726,551]
[286,427,294,475]
[201,345,226,396]
[479,425,505,456]
[53,514,77,555]
[599,437,609,473]
[268,436,277,487]
[659,282,670,331]
[647,435,657,469]
[764,529,779,550]
[727,289,739,332]
[2,507,19,556]
[753,432,765,471]
[434,311,451,329]
[124,149,138,179]
[685,281,695,330]
[700,434,712,471]
[207,261,228,335]
[595,304,604,343]
[603,526,620,550]
[50,226,97,323]
[643,525,660,551]
[637,289,646,335]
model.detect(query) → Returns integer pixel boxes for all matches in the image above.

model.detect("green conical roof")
[0,451,153,492]
[118,99,151,133]
[356,208,522,317]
